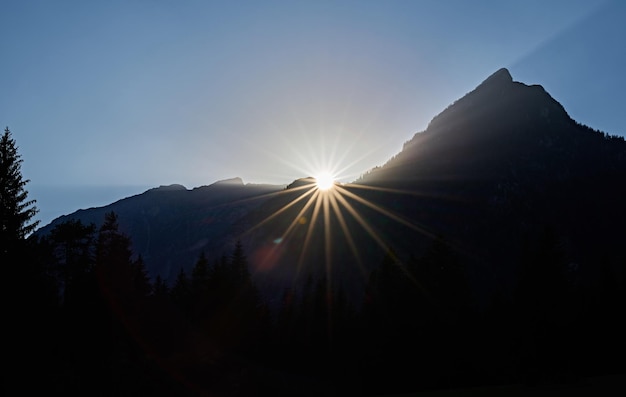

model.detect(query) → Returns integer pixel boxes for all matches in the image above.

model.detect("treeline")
[6,211,626,396]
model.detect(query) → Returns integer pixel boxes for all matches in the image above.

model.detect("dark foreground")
[386,373,626,397]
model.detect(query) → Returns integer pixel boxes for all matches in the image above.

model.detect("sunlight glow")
[235,144,452,313]
[315,172,335,191]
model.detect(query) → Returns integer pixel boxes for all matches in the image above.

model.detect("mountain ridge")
[33,68,626,307]
[35,178,286,280]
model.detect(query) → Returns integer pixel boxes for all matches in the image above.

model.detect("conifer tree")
[189,251,211,325]
[171,266,191,314]
[191,251,210,297]
[231,239,250,282]
[95,211,134,304]
[48,219,96,304]
[132,254,152,297]
[0,127,39,259]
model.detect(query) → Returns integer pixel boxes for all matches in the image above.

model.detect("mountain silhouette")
[34,68,626,308]
[36,178,285,281]
[355,67,626,302]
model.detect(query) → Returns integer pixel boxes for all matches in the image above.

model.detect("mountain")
[240,67,626,306]
[26,68,626,396]
[35,68,626,308]
[354,67,626,301]
[36,177,285,280]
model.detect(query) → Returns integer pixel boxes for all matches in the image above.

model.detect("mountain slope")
[35,68,626,307]
[244,67,626,305]
[355,67,626,299]
[36,178,285,280]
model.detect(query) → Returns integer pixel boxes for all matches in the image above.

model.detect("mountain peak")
[424,67,516,132]
[395,66,578,168]
[213,177,244,186]
[480,67,513,86]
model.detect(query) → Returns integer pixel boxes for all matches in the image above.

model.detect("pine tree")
[1,127,43,389]
[190,251,211,325]
[231,239,250,282]
[95,211,134,304]
[48,219,96,304]
[0,127,39,259]
[191,251,210,297]
[132,254,152,297]
[171,266,191,314]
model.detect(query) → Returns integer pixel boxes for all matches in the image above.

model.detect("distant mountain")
[35,68,626,308]
[36,177,285,280]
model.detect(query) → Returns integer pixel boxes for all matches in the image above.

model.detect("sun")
[315,172,335,191]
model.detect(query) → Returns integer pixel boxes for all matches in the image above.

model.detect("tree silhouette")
[189,251,211,326]
[1,126,42,392]
[191,251,210,297]
[132,254,152,297]
[222,240,264,353]
[231,239,250,282]
[47,219,96,304]
[152,274,169,298]
[0,127,39,260]
[170,265,191,315]
[95,211,135,305]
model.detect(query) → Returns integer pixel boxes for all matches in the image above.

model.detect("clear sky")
[2,0,624,227]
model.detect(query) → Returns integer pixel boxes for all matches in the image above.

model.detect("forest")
[4,206,626,396]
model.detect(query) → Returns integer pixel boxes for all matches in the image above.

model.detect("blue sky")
[1,0,624,227]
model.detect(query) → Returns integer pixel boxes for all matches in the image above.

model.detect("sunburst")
[240,169,444,291]
[315,172,335,191]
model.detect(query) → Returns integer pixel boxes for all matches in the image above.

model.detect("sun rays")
[238,169,444,301]
[226,116,467,304]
